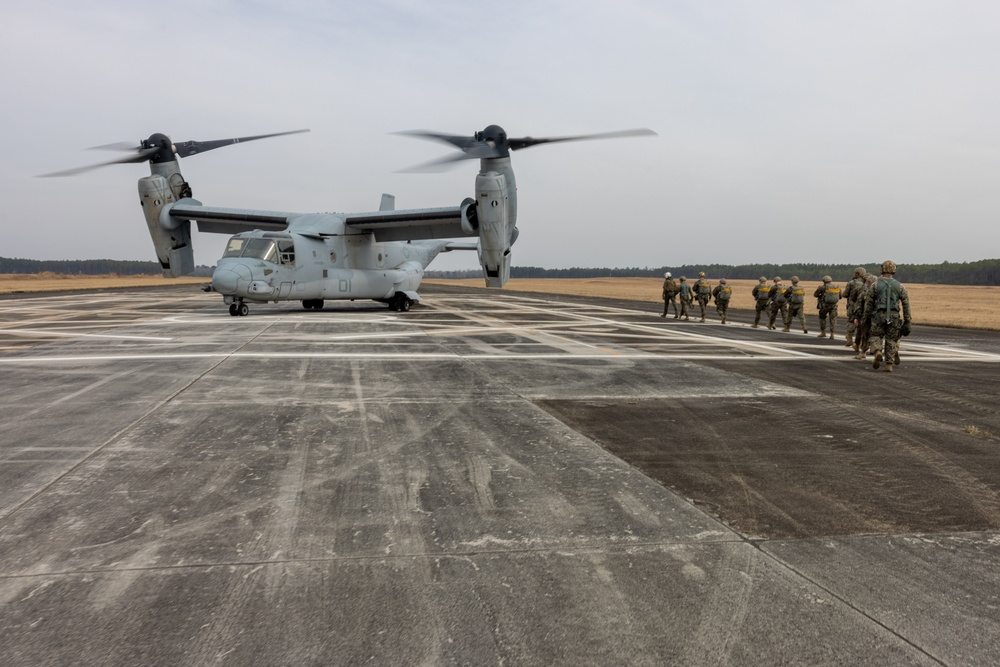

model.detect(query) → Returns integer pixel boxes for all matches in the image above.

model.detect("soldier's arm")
[900,286,911,322]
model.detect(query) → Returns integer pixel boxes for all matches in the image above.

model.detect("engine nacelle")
[460,197,478,235]
[138,174,194,277]
[474,171,511,288]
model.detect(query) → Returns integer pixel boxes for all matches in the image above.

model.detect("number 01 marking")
[338,279,351,292]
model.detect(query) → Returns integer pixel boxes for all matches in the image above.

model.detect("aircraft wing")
[168,201,297,234]
[344,206,470,242]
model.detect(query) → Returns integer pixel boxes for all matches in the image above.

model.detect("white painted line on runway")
[0,328,174,342]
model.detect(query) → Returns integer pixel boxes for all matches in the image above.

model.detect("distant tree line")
[0,257,214,277]
[5,255,998,285]
[428,259,1000,285]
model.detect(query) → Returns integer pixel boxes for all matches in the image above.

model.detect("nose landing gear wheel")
[229,303,239,317]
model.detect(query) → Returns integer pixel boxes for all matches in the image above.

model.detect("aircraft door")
[279,282,292,298]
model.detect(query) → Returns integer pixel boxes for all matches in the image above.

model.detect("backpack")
[823,285,841,305]
[875,278,901,311]
[755,285,771,302]
[665,278,678,292]
[697,280,712,296]
[773,287,787,305]
[716,286,731,302]
[788,287,805,304]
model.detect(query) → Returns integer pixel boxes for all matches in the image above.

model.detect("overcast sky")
[2,1,998,272]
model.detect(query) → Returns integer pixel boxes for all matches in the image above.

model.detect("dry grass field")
[426,277,1000,331]
[0,273,208,294]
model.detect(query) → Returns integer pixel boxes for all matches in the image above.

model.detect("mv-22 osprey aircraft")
[45,125,654,315]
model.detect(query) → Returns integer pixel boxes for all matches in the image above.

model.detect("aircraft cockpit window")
[223,238,246,258]
[242,238,278,263]
[277,240,295,266]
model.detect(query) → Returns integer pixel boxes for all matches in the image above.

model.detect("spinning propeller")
[396,124,657,171]
[40,129,310,177]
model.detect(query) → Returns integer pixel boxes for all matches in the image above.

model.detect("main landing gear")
[302,299,324,310]
[388,294,412,312]
[228,301,249,317]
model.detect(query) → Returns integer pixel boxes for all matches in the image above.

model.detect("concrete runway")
[1,284,998,666]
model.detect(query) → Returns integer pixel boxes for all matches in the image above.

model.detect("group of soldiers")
[660,261,912,372]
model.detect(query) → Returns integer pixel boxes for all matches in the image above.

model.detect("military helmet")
[881,260,897,274]
[822,275,832,282]
[758,276,767,282]
[679,276,686,281]
[664,272,671,278]
[854,266,866,278]
[773,276,781,282]
[698,271,705,277]
[790,276,799,283]
[719,278,727,284]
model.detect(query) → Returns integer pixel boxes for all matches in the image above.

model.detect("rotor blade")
[508,128,657,151]
[173,129,310,158]
[38,147,161,177]
[393,130,483,152]
[88,141,144,152]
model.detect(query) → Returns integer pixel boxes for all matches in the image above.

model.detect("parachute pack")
[875,278,901,311]
[823,286,841,305]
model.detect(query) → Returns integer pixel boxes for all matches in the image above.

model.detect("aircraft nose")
[212,268,241,294]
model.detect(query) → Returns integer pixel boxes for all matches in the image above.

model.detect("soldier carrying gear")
[783,276,808,333]
[862,260,911,373]
[842,266,868,349]
[767,276,787,330]
[712,278,732,324]
[678,276,693,320]
[751,276,771,328]
[661,272,680,318]
[692,272,713,322]
[814,275,841,339]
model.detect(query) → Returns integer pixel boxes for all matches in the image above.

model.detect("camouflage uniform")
[751,277,771,328]
[841,267,867,348]
[783,276,808,333]
[814,276,841,339]
[712,279,732,324]
[853,274,877,359]
[661,272,679,318]
[678,276,693,320]
[766,277,787,330]
[861,261,911,373]
[692,272,712,322]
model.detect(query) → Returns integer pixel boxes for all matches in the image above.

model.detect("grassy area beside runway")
[426,277,1000,331]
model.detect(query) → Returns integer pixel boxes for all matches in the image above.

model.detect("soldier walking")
[853,273,877,360]
[861,260,912,373]
[783,276,808,333]
[678,276,693,321]
[751,276,771,328]
[842,267,867,349]
[712,279,732,324]
[814,275,841,339]
[766,277,787,330]
[661,272,680,318]
[692,272,712,322]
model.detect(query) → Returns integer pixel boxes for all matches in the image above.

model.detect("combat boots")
[893,351,901,365]
[873,352,882,370]
[885,364,893,373]
[782,326,790,332]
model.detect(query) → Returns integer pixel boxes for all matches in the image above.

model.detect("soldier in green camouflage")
[661,272,680,318]
[751,276,771,328]
[712,278,732,324]
[813,275,841,339]
[861,260,912,373]
[783,276,808,333]
[842,267,867,349]
[853,273,877,360]
[678,276,693,321]
[766,276,787,330]
[692,271,712,322]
